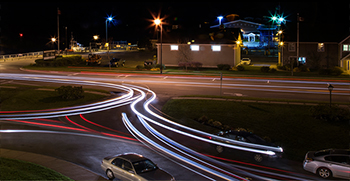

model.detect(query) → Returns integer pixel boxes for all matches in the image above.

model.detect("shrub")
[178,62,191,70]
[310,104,350,122]
[236,65,245,71]
[198,115,208,124]
[34,55,84,67]
[260,66,270,73]
[212,121,223,129]
[55,86,84,100]
[331,66,343,76]
[136,65,144,70]
[191,62,203,70]
[277,64,287,70]
[319,69,331,75]
[217,64,231,70]
[270,68,277,73]
[155,64,166,70]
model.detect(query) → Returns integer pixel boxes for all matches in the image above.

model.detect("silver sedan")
[101,153,175,181]
[303,149,350,179]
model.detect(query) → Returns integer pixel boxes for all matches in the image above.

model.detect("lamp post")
[218,16,224,25]
[328,84,334,108]
[154,18,163,74]
[106,16,113,59]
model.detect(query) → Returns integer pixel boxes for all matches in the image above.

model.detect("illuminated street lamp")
[51,37,56,42]
[218,16,224,25]
[106,15,114,59]
[154,18,163,74]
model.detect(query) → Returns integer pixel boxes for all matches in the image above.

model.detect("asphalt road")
[1,53,349,180]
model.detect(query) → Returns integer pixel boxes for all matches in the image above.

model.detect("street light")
[106,15,114,59]
[218,16,224,25]
[154,18,163,74]
[328,84,334,108]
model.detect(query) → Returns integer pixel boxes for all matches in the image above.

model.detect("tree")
[177,45,193,71]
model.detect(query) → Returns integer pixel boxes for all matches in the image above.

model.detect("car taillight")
[305,157,313,162]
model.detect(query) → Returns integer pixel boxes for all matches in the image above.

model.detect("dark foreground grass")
[162,99,350,161]
[0,157,72,180]
[0,86,107,111]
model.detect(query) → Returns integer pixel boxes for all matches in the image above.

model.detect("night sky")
[1,2,349,54]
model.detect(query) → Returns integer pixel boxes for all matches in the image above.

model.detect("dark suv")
[211,130,283,162]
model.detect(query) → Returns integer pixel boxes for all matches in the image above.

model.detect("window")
[288,43,296,52]
[170,45,178,51]
[211,45,221,52]
[112,158,123,168]
[190,45,200,51]
[298,57,306,64]
[123,160,133,171]
[318,43,325,52]
[325,156,349,164]
[343,45,349,51]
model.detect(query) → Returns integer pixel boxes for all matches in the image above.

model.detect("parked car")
[101,153,175,181]
[238,58,252,65]
[303,149,350,179]
[211,130,283,162]
[110,58,125,67]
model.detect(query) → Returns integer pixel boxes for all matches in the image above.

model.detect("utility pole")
[57,8,61,55]
[297,13,300,67]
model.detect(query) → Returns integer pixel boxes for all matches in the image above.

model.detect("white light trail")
[126,84,283,154]
[122,113,247,181]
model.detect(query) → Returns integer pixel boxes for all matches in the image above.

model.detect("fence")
[0,51,43,62]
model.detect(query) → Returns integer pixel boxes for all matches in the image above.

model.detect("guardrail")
[0,51,43,62]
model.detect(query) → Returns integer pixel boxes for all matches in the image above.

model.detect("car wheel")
[254,154,263,162]
[106,169,115,180]
[216,146,224,153]
[317,167,332,179]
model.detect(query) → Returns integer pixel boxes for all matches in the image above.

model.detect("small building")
[157,43,239,68]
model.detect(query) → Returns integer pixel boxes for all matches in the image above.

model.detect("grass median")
[161,98,350,161]
[0,157,72,180]
[0,84,108,111]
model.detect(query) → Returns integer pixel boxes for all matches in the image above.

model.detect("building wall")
[157,44,237,67]
[282,42,338,69]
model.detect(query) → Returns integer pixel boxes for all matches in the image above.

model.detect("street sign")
[43,50,56,60]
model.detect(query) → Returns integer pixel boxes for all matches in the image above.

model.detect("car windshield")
[132,159,158,174]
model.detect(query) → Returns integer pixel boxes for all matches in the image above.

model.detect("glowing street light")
[51,37,56,42]
[218,16,224,25]
[106,15,114,59]
[154,18,163,74]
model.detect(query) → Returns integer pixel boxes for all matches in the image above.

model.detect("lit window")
[212,45,221,51]
[318,43,325,52]
[190,45,200,51]
[170,45,179,51]
[343,45,349,52]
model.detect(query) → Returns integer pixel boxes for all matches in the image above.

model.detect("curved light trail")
[0,73,319,180]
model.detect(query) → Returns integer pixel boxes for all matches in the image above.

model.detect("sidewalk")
[0,148,107,181]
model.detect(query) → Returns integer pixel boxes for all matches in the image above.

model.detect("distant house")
[339,35,350,74]
[282,35,350,73]
[211,20,278,48]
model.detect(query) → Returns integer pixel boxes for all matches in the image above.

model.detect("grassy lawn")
[0,157,72,180]
[162,98,350,161]
[0,85,108,111]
